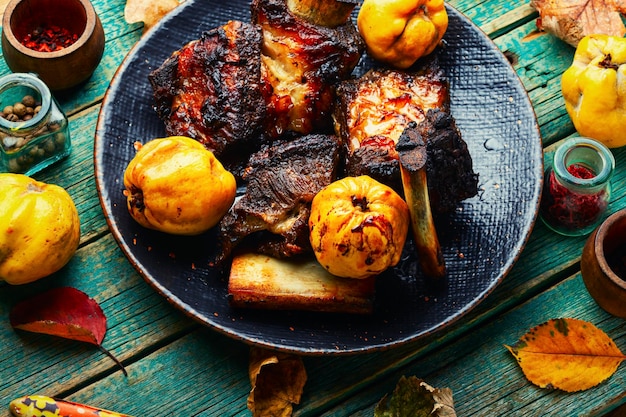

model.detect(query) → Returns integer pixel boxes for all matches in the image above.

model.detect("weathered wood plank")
[480,3,537,37]
[449,0,534,33]
[7,273,620,417]
[303,274,625,416]
[65,330,251,416]
[1,1,624,416]
[0,233,197,415]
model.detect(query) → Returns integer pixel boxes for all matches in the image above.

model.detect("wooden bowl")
[581,209,626,318]
[1,0,105,91]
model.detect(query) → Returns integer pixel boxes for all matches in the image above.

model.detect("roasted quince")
[123,136,237,235]
[308,175,409,279]
[357,0,448,69]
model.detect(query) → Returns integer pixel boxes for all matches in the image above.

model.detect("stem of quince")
[599,53,618,70]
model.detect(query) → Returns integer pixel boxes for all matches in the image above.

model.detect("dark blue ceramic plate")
[95,0,543,354]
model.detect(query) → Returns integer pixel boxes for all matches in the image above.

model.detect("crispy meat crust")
[149,21,266,166]
[333,59,478,214]
[252,0,364,138]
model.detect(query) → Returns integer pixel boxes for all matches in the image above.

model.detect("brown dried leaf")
[248,347,307,417]
[505,318,626,392]
[530,0,626,47]
[124,0,186,33]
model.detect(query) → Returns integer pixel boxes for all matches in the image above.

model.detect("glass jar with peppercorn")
[0,72,71,175]
[540,137,615,237]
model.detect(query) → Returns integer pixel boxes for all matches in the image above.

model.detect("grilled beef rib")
[216,134,342,263]
[333,59,478,214]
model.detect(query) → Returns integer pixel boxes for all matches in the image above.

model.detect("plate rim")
[94,0,544,355]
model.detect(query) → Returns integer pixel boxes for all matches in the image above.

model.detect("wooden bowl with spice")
[581,209,626,319]
[1,0,105,91]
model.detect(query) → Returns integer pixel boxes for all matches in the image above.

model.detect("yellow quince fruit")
[123,136,236,235]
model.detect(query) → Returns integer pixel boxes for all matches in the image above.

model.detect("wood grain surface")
[0,0,624,416]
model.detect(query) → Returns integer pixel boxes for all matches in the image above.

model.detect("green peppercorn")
[7,158,20,172]
[2,136,18,149]
[43,139,56,153]
[55,133,67,146]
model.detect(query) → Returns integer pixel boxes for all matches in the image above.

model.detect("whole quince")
[309,175,409,279]
[561,34,626,148]
[357,0,448,69]
[123,136,236,235]
[0,173,81,284]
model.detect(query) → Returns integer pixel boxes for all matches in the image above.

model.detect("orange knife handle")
[10,395,134,417]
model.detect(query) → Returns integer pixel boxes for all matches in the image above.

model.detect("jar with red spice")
[540,137,615,236]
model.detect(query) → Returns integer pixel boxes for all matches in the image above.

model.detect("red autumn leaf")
[9,287,126,375]
[530,0,626,47]
[10,287,106,345]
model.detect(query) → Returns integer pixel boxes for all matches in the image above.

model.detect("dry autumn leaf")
[374,376,456,417]
[0,0,10,20]
[248,347,307,417]
[530,0,626,47]
[124,0,186,33]
[505,318,626,392]
[10,286,126,375]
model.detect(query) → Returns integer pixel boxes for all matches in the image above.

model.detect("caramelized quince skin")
[357,0,448,69]
[0,173,80,284]
[309,175,409,279]
[123,136,236,235]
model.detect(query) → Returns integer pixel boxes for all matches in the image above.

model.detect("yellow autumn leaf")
[505,318,626,392]
[248,347,307,417]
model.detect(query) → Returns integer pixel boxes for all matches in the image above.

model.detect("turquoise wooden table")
[0,0,625,416]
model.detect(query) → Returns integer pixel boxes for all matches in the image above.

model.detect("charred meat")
[216,134,342,263]
[333,59,448,186]
[149,20,266,172]
[251,0,364,138]
[333,59,478,214]
[418,108,478,215]
[149,0,363,175]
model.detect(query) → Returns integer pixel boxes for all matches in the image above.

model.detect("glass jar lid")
[0,72,51,131]
[552,136,615,194]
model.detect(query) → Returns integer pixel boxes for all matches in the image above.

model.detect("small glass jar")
[0,72,71,175]
[540,137,615,237]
